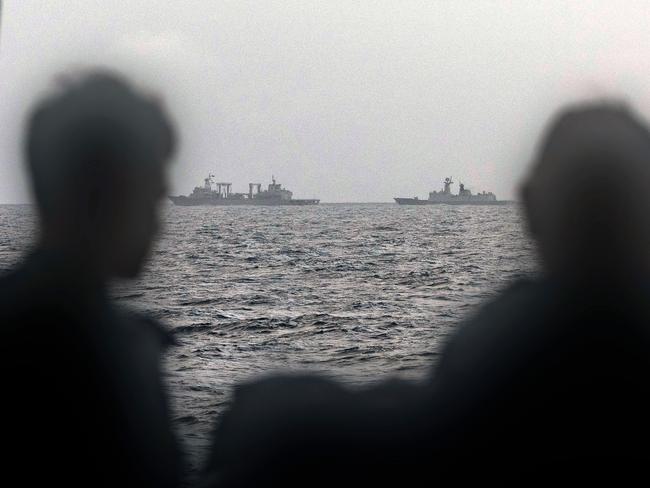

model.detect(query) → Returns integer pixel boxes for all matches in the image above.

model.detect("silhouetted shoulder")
[205,373,428,487]
[0,255,183,487]
[209,374,350,456]
[435,278,552,378]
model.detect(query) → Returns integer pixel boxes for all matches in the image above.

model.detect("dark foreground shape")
[203,375,433,487]
[0,251,182,486]
[427,277,650,484]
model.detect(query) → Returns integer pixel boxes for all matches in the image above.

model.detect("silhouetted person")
[426,103,650,482]
[0,72,182,487]
[203,102,650,486]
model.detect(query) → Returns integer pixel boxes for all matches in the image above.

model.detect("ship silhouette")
[169,175,320,206]
[395,177,505,205]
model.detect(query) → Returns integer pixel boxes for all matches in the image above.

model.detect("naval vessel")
[395,177,505,205]
[169,175,320,206]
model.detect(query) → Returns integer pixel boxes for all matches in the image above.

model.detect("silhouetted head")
[522,102,650,279]
[25,71,176,278]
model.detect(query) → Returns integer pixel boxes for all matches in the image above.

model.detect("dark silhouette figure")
[0,72,182,487]
[426,103,650,482]
[203,103,650,486]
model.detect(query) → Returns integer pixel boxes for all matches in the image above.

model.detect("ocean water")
[0,203,537,472]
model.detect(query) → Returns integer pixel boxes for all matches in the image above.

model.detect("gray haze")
[2,1,650,203]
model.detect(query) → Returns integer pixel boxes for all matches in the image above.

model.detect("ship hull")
[169,196,319,206]
[394,197,508,206]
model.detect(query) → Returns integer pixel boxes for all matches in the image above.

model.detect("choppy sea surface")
[0,203,537,472]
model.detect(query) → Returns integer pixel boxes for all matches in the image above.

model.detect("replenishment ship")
[394,177,505,205]
[169,175,320,206]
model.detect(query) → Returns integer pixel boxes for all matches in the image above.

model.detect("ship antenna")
[0,0,2,54]
[0,1,3,54]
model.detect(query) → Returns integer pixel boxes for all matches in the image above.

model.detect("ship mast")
[443,177,454,194]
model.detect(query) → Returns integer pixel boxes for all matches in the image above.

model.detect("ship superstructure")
[169,175,319,206]
[395,177,503,205]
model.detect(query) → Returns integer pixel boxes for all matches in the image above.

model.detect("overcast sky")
[2,1,650,202]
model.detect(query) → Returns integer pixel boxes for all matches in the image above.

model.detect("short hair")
[25,70,176,216]
[530,101,650,187]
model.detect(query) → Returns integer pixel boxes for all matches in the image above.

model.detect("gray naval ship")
[169,175,320,206]
[395,177,505,205]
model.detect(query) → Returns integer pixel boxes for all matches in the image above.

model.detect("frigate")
[394,177,505,205]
